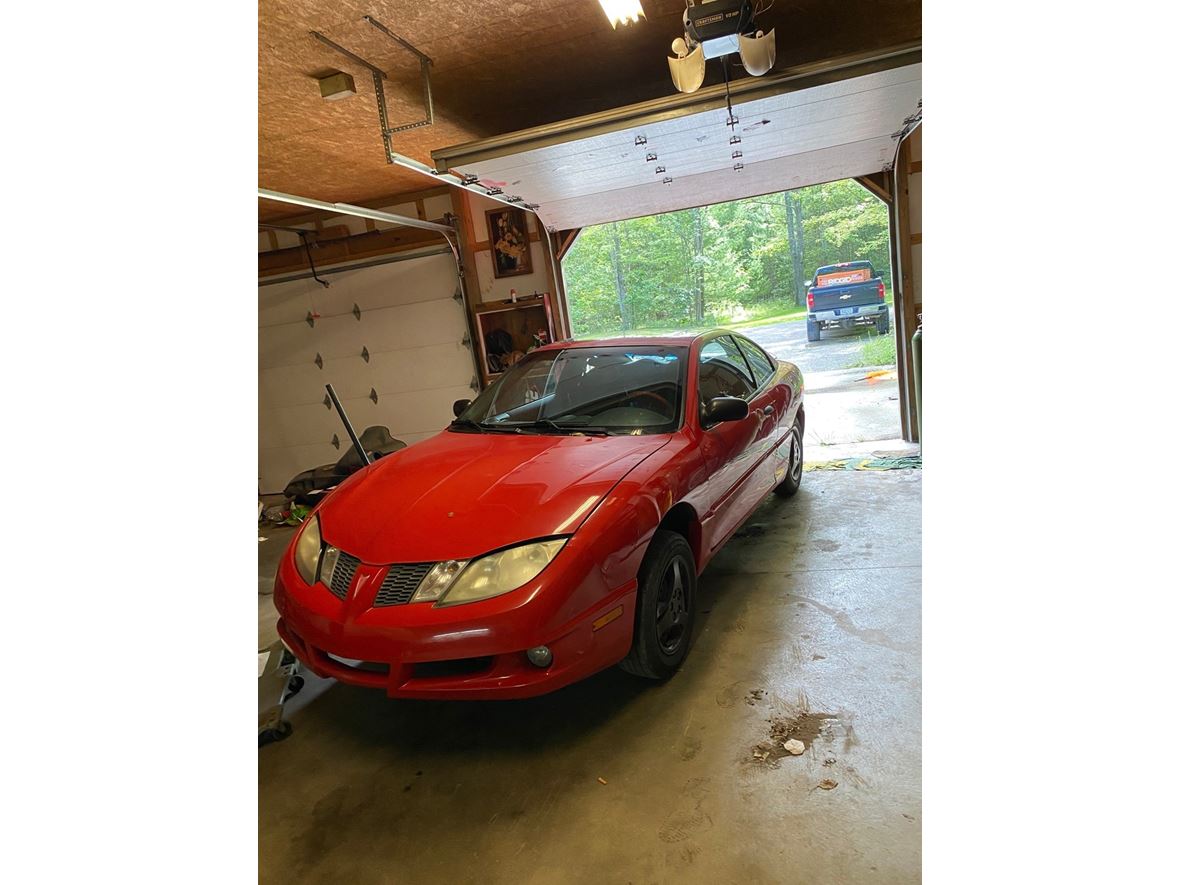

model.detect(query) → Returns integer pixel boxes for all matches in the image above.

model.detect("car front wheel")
[620,530,696,680]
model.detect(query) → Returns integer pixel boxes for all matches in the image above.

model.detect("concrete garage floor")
[259,469,921,884]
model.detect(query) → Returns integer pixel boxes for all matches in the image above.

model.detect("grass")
[574,304,809,339]
[846,331,897,368]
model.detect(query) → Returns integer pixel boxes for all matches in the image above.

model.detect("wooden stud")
[855,172,893,204]
[453,188,490,386]
[259,225,448,277]
[891,135,920,443]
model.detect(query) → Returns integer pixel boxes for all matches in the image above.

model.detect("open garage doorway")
[561,179,902,451]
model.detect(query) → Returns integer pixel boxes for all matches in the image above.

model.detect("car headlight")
[411,539,566,606]
[293,515,322,585]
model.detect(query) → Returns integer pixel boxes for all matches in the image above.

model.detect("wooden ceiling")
[259,0,921,221]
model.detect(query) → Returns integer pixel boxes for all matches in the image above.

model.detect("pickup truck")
[805,261,891,342]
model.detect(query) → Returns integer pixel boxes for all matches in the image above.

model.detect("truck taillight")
[807,290,814,309]
[877,281,885,301]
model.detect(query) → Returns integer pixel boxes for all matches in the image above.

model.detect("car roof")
[535,332,714,351]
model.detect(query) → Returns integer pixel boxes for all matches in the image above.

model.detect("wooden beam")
[555,228,581,261]
[536,225,571,341]
[454,189,491,387]
[891,136,919,443]
[259,226,448,277]
[855,172,892,204]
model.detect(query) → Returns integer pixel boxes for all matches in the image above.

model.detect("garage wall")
[258,249,477,494]
[907,126,922,308]
[466,192,552,304]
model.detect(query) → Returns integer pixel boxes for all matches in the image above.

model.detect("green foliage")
[847,332,897,369]
[564,180,893,338]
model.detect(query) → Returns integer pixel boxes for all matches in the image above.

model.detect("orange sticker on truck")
[817,268,871,287]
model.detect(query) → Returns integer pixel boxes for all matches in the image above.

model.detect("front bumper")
[272,546,637,700]
[810,303,889,323]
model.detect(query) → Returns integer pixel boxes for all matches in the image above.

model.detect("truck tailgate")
[811,281,880,312]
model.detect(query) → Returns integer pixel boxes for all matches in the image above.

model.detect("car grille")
[327,552,361,600]
[374,562,436,607]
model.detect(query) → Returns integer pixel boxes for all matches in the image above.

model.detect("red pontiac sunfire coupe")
[274,331,804,699]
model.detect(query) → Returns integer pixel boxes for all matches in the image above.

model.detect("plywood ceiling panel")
[260,1,920,221]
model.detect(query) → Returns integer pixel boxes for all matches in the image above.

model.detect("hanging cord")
[299,231,331,288]
[722,55,737,129]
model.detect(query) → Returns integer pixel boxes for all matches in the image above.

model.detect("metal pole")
[325,384,370,466]
[258,188,454,235]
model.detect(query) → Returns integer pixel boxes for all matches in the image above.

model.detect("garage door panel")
[260,249,473,494]
[353,299,467,352]
[538,136,895,230]
[333,253,458,314]
[367,343,473,397]
[439,62,920,232]
[258,283,316,327]
[259,321,320,370]
[474,81,920,208]
[260,362,332,409]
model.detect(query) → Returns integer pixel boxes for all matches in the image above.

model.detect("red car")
[273,331,805,699]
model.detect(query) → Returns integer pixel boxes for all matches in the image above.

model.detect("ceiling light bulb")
[598,0,645,29]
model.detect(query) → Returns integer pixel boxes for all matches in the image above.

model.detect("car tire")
[773,418,804,498]
[806,320,821,342]
[876,313,890,335]
[620,530,697,681]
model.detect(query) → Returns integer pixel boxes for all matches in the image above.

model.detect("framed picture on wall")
[486,206,534,278]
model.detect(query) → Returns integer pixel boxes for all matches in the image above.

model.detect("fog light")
[526,646,553,668]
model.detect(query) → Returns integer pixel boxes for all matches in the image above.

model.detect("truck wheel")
[876,313,890,335]
[806,320,820,342]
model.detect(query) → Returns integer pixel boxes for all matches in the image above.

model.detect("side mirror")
[703,396,749,426]
[452,399,472,417]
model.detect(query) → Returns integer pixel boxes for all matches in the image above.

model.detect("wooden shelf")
[474,293,555,387]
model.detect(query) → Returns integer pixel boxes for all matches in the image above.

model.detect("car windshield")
[455,345,686,435]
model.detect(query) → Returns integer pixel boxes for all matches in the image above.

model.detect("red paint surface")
[273,332,804,699]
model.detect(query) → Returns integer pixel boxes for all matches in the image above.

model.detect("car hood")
[316,430,671,563]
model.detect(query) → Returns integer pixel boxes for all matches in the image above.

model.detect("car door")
[695,335,763,553]
[736,334,789,443]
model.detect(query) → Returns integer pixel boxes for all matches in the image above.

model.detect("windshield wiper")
[514,419,612,436]
[448,418,486,432]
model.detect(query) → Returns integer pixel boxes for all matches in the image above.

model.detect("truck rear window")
[816,267,872,287]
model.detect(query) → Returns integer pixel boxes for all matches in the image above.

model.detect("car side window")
[698,336,756,403]
[736,336,775,388]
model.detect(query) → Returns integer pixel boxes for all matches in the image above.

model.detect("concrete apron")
[259,469,921,885]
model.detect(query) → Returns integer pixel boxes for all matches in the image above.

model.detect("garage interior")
[259,1,922,881]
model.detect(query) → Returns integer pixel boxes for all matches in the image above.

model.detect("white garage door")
[258,250,477,494]
[433,53,920,231]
